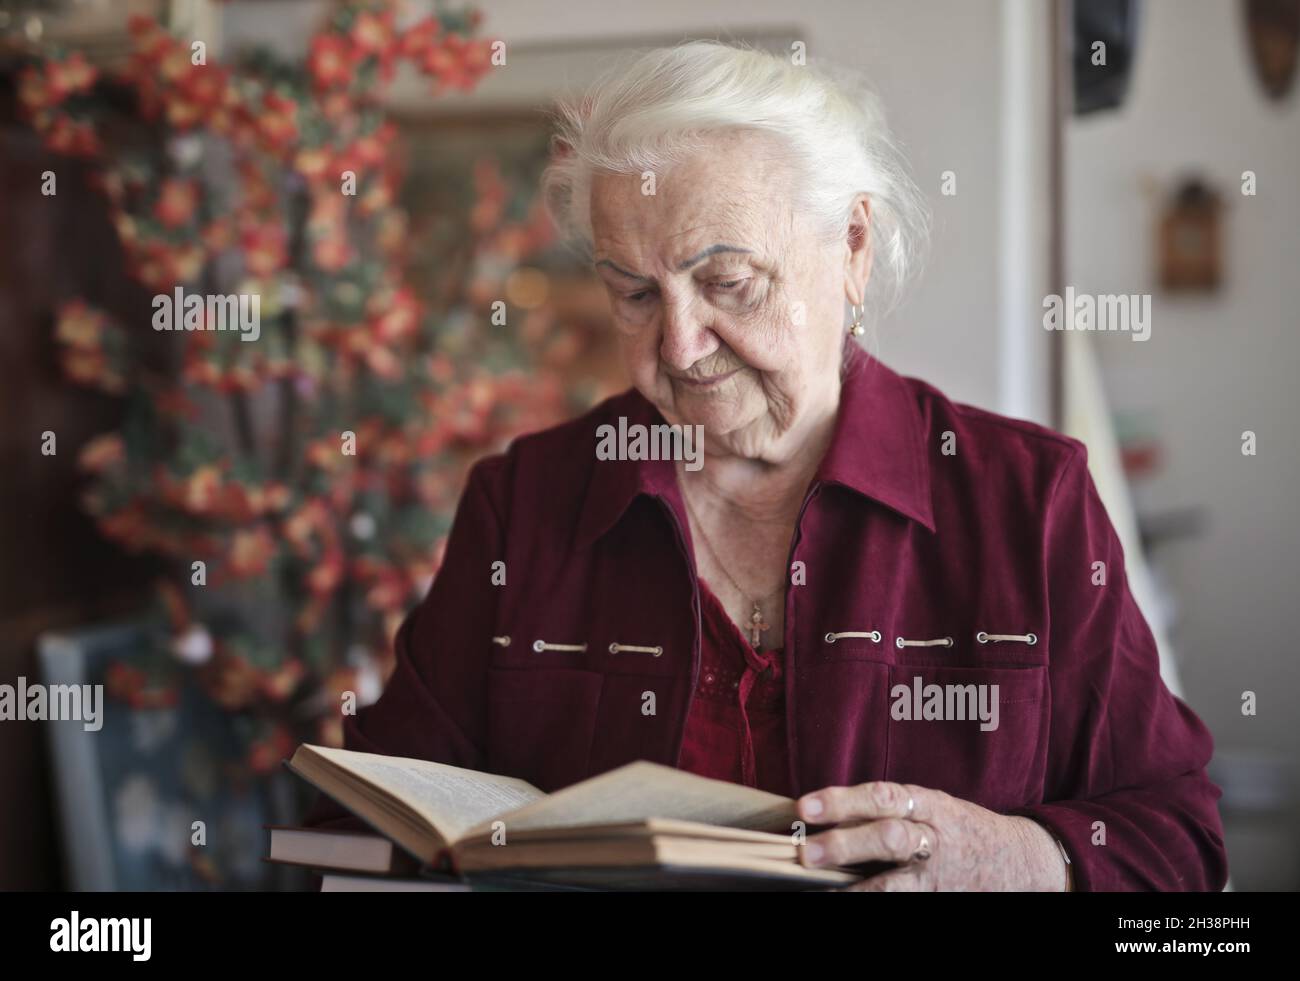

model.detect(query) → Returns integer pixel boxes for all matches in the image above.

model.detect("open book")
[286,745,860,889]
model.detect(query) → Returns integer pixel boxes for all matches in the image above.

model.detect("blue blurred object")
[38,622,281,891]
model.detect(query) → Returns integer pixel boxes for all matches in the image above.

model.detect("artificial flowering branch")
[18,1,570,766]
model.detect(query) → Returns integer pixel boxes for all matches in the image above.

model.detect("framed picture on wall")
[39,622,288,890]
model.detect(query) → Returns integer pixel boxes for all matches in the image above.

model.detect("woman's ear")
[843,194,873,306]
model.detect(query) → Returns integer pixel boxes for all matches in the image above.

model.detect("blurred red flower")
[154,178,200,229]
[308,34,357,91]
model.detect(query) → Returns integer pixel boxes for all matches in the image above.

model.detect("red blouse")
[677,580,792,798]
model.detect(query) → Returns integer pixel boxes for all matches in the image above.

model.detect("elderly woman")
[306,41,1227,891]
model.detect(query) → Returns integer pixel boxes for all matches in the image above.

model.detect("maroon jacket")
[305,342,1228,891]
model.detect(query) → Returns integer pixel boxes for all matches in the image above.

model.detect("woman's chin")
[675,403,765,445]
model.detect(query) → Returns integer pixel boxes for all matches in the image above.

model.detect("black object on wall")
[1073,0,1142,115]
[1244,0,1300,100]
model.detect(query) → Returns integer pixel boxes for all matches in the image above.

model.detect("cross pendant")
[748,603,769,647]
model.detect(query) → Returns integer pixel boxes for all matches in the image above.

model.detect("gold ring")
[913,833,931,862]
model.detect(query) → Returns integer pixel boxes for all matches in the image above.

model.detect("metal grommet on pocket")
[533,640,587,653]
[609,643,663,657]
[824,630,881,644]
[491,635,511,647]
[976,631,1037,646]
[896,635,954,649]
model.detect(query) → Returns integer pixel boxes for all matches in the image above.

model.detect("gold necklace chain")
[679,487,781,647]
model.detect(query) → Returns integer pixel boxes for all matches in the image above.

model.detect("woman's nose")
[659,294,718,370]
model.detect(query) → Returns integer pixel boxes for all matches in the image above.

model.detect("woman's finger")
[802,817,933,867]
[798,781,933,825]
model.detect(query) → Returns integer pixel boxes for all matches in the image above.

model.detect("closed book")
[266,826,419,876]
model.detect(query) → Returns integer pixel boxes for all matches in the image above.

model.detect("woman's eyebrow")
[594,244,754,281]
[594,258,649,282]
[676,244,753,271]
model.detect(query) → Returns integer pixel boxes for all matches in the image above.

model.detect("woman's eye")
[712,279,746,290]
[624,290,654,303]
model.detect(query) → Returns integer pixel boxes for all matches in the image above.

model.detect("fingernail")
[804,843,824,865]
[802,796,823,817]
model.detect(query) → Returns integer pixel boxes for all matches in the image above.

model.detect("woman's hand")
[797,781,1069,891]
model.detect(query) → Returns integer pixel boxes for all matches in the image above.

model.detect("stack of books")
[266,825,468,891]
[272,745,862,891]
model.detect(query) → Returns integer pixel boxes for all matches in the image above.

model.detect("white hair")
[541,39,931,319]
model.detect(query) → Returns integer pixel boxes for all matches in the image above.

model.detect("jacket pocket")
[883,663,1046,812]
[486,665,604,792]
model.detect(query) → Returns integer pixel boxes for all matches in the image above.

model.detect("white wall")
[1065,0,1300,864]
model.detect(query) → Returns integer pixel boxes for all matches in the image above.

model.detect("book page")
[471,761,797,837]
[308,746,545,843]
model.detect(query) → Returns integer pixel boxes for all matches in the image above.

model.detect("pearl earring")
[848,303,865,337]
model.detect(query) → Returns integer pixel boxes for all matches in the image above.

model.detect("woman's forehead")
[590,167,795,270]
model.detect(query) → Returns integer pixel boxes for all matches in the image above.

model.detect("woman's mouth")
[676,368,739,389]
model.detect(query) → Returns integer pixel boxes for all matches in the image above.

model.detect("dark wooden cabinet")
[0,78,161,890]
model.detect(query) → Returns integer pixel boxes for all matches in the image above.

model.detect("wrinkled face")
[590,130,862,463]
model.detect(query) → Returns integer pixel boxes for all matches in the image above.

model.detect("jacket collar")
[814,341,936,531]
[575,341,935,549]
